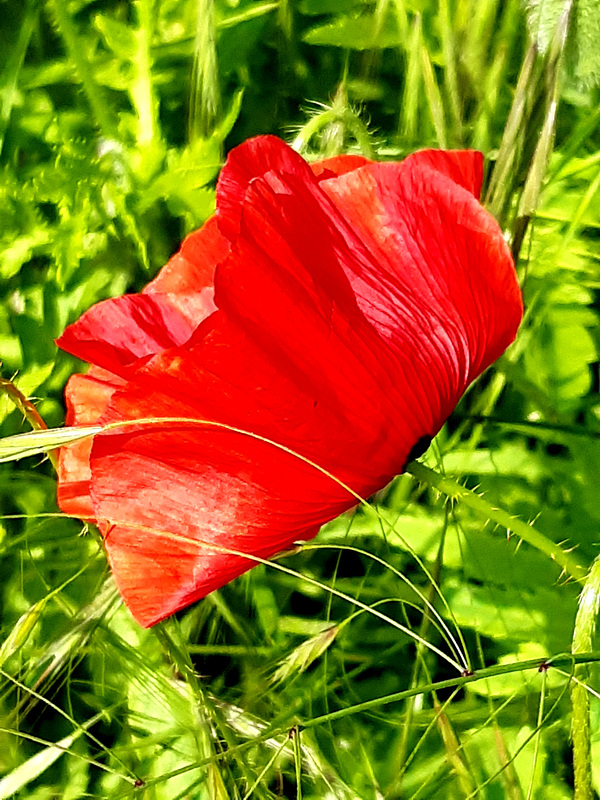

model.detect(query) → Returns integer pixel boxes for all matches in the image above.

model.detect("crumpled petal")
[57,136,523,627]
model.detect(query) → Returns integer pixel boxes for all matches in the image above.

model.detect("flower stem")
[406,460,587,584]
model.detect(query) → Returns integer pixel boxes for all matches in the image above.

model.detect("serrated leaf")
[140,137,219,227]
[567,0,600,87]
[525,0,565,52]
[93,4,159,150]
[217,89,244,140]
[0,230,52,280]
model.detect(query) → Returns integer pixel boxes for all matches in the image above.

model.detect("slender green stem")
[217,1,277,29]
[527,669,547,800]
[571,557,600,800]
[511,0,573,261]
[300,653,597,731]
[343,109,375,159]
[484,43,537,222]
[189,0,221,141]
[292,726,302,800]
[399,13,422,142]
[421,41,447,147]
[132,0,158,147]
[392,518,449,780]
[0,1,37,157]
[155,622,230,798]
[292,108,340,153]
[292,100,374,158]
[406,461,588,584]
[438,0,461,141]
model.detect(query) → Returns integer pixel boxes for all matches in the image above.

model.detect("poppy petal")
[56,216,227,376]
[399,148,484,197]
[310,153,371,180]
[216,135,317,241]
[92,418,353,627]
[57,136,523,627]
[214,139,520,428]
[318,156,523,377]
[56,293,199,378]
[86,269,423,626]
[58,367,123,519]
[144,216,227,295]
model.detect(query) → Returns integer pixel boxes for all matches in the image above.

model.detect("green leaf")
[93,3,160,149]
[446,582,576,651]
[524,305,598,411]
[140,138,219,228]
[303,10,402,49]
[525,0,566,52]
[0,230,52,280]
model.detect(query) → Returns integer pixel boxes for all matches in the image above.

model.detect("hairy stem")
[406,460,587,584]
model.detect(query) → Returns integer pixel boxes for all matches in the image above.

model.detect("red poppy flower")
[57,135,523,627]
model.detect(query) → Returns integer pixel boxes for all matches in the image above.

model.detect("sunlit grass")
[1,0,600,797]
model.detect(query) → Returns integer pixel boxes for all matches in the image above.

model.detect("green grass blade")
[0,425,101,463]
[0,712,105,799]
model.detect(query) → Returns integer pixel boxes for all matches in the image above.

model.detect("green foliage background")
[1,0,600,797]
